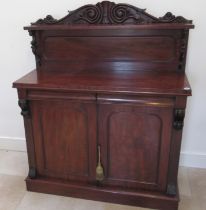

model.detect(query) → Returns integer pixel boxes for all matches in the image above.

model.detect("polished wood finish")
[13,2,194,210]
[44,36,175,62]
[31,99,97,182]
[27,28,190,72]
[13,70,191,96]
[26,177,179,210]
[98,99,173,191]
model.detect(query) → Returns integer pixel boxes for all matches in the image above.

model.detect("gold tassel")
[96,145,104,181]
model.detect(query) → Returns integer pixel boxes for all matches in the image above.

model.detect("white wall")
[0,0,206,168]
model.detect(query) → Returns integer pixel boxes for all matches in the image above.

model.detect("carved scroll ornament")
[173,109,185,130]
[18,99,30,118]
[32,1,192,25]
[28,31,41,66]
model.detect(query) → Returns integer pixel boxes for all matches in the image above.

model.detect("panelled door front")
[31,96,97,183]
[97,95,174,191]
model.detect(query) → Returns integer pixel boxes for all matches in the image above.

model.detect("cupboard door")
[31,99,96,183]
[98,97,174,191]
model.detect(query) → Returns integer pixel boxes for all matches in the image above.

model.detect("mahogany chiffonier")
[13,1,194,210]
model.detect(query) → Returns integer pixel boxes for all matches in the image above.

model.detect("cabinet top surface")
[13,69,191,96]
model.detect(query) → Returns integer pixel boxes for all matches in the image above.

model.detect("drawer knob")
[96,145,104,181]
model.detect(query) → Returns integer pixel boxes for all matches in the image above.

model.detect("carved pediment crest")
[32,1,192,25]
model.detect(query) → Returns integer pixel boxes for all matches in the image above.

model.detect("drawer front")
[97,95,174,191]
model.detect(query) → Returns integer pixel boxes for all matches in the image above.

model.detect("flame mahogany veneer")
[13,2,194,209]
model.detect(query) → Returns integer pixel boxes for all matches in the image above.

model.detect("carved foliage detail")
[173,109,185,130]
[32,1,192,25]
[159,12,192,24]
[28,31,41,66]
[178,30,188,71]
[18,99,30,118]
[34,15,58,24]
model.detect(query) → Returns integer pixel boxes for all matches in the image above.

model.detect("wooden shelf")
[13,69,191,96]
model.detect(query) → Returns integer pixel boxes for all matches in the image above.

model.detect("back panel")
[33,28,188,72]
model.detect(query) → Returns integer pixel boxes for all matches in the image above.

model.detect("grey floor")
[0,150,205,210]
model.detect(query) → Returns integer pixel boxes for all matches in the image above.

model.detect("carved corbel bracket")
[28,30,41,66]
[178,30,188,71]
[173,109,185,130]
[18,99,30,118]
